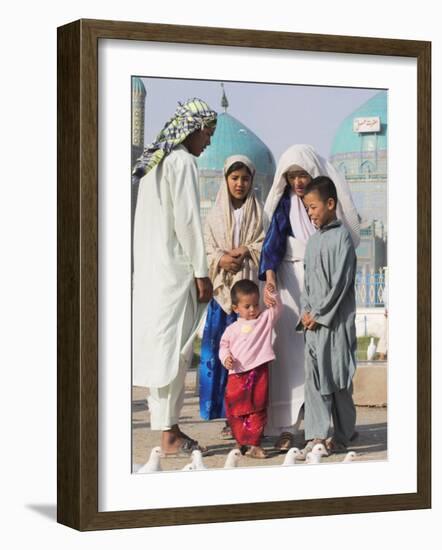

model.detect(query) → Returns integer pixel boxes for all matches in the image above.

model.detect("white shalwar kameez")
[133,145,208,430]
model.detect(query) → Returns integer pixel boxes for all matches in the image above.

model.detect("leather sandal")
[325,437,348,455]
[219,425,233,440]
[299,438,328,460]
[274,431,294,452]
[245,446,269,459]
[161,438,210,458]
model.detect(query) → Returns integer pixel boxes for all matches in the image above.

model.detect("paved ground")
[132,369,387,471]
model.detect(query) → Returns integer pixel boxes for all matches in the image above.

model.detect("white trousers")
[147,294,195,431]
[148,357,189,430]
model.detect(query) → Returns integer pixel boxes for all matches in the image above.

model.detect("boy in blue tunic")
[297,176,358,455]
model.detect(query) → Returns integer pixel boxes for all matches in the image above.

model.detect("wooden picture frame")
[57,18,431,531]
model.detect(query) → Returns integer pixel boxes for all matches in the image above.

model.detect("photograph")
[2,0,438,545]
[55,17,431,530]
[131,77,389,473]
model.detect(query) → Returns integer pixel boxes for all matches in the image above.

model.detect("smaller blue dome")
[197,113,275,175]
[331,91,387,156]
[132,77,146,97]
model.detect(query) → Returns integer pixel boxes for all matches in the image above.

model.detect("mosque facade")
[330,90,388,278]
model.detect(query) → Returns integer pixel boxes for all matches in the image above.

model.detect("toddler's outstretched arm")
[264,285,282,323]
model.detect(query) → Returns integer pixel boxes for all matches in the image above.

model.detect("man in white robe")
[132,98,217,455]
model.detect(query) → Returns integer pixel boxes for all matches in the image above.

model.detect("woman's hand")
[195,277,213,302]
[263,284,277,307]
[219,254,242,273]
[265,270,277,289]
[230,246,249,263]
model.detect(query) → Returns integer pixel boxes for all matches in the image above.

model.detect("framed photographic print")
[57,19,431,531]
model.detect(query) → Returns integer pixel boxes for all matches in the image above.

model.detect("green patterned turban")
[133,97,217,179]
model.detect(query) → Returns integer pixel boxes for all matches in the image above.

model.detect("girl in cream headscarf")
[258,144,360,452]
[199,155,264,433]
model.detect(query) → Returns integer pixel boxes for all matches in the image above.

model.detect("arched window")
[338,162,347,178]
[360,161,374,178]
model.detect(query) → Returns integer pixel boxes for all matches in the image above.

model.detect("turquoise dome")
[331,91,387,156]
[197,112,276,175]
[132,77,146,96]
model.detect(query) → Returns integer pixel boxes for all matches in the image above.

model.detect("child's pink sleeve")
[219,326,232,366]
[268,291,282,325]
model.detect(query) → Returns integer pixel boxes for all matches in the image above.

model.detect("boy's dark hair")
[231,279,259,306]
[225,161,253,179]
[304,176,338,205]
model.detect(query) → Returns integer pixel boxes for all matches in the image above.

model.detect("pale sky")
[139,76,382,161]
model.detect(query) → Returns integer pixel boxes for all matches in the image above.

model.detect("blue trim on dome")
[197,113,275,175]
[132,77,146,96]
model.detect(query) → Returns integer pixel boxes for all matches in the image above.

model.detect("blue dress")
[258,185,293,280]
[199,299,237,420]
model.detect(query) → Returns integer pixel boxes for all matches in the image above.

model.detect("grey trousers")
[304,357,356,444]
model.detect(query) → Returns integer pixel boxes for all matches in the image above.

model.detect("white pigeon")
[306,452,321,464]
[182,463,194,471]
[191,449,207,470]
[136,446,162,473]
[224,448,242,468]
[367,337,377,360]
[342,451,357,463]
[282,447,303,466]
[306,443,328,464]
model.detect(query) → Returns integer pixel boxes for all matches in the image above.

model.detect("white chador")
[261,144,360,436]
[133,145,208,391]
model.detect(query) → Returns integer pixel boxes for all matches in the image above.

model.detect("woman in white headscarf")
[199,155,264,432]
[258,144,360,451]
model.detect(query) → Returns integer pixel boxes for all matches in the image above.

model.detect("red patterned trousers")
[224,363,269,446]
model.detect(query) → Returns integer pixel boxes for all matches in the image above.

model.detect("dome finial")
[221,82,229,112]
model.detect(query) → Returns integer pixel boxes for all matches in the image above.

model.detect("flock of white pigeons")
[135,443,358,473]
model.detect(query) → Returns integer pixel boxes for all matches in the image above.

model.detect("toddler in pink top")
[219,279,281,458]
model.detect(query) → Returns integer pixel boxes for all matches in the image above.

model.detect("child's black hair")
[304,176,338,205]
[225,161,253,179]
[231,279,260,306]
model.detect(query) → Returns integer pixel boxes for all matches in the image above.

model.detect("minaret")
[221,83,229,112]
[131,77,146,168]
[131,77,146,272]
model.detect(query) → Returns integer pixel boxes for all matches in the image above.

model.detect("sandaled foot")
[245,446,268,459]
[299,438,328,460]
[237,444,249,455]
[161,437,210,458]
[174,427,208,453]
[325,437,348,455]
[274,431,294,452]
[219,424,233,440]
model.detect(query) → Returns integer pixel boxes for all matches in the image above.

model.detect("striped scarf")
[133,97,217,178]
